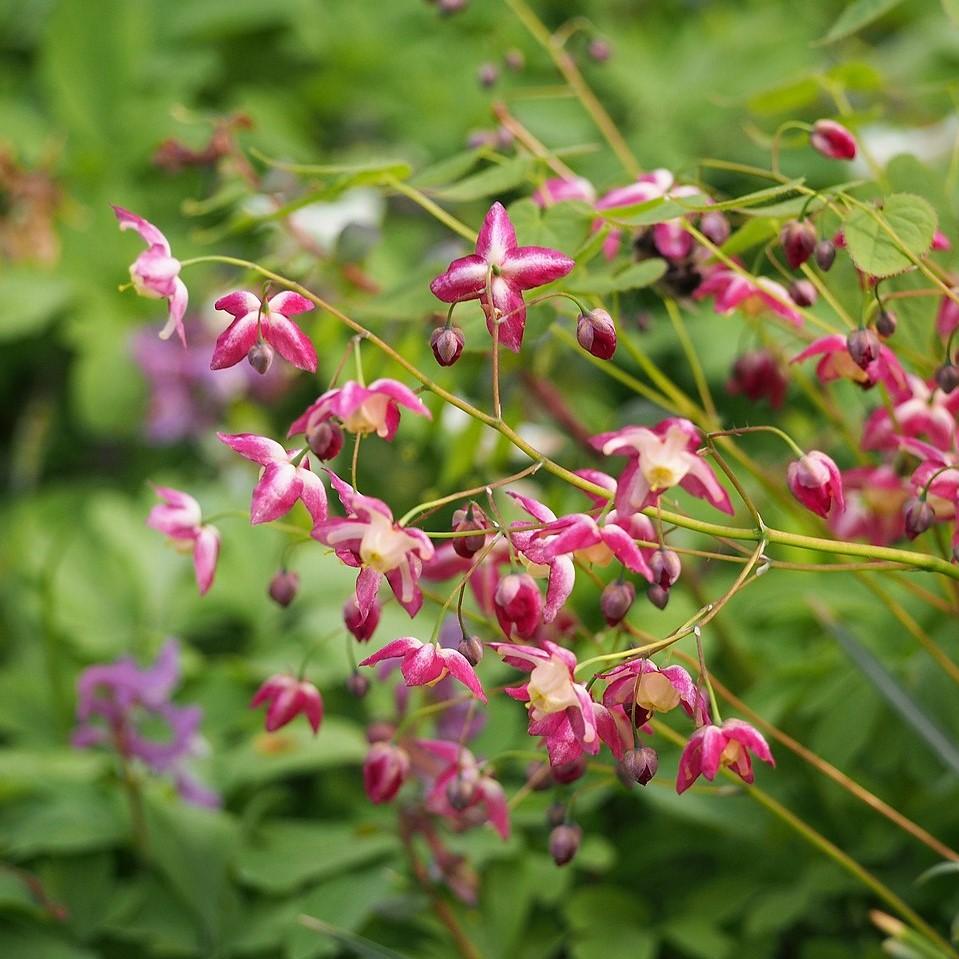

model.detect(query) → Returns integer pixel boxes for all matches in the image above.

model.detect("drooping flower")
[344,593,381,641]
[72,639,218,807]
[828,466,908,546]
[532,176,596,207]
[726,349,788,409]
[113,206,188,346]
[676,719,774,793]
[211,290,317,373]
[592,418,733,515]
[601,658,708,727]
[429,201,575,352]
[217,433,328,525]
[363,741,411,803]
[861,374,959,452]
[358,636,486,701]
[809,119,857,160]
[492,572,544,638]
[787,450,845,518]
[250,674,324,733]
[791,334,906,391]
[288,378,431,442]
[902,438,959,519]
[694,265,802,326]
[147,486,220,595]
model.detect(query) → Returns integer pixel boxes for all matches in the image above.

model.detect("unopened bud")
[457,634,484,666]
[247,341,274,375]
[346,672,370,698]
[477,62,499,88]
[504,48,525,72]
[446,775,477,811]
[903,498,935,540]
[875,310,897,338]
[699,210,731,246]
[526,761,554,791]
[576,308,617,360]
[650,548,681,589]
[846,328,880,370]
[451,503,490,559]
[814,239,836,271]
[780,220,816,270]
[619,746,659,786]
[788,279,817,307]
[587,38,611,62]
[431,326,465,367]
[268,569,299,607]
[600,581,635,627]
[551,755,587,785]
[366,722,395,743]
[549,823,582,866]
[647,584,670,610]
[936,363,959,394]
[546,802,566,828]
[307,420,344,460]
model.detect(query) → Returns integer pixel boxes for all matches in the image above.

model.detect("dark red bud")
[846,328,880,370]
[600,581,635,627]
[876,310,897,338]
[647,583,670,610]
[504,48,525,72]
[430,326,465,367]
[780,220,817,270]
[551,755,587,785]
[699,210,731,246]
[814,240,836,271]
[576,309,617,360]
[247,341,274,375]
[549,823,582,866]
[619,746,659,786]
[346,672,370,698]
[477,63,499,87]
[451,503,490,559]
[788,279,817,307]
[446,775,477,811]
[587,38,611,62]
[936,364,959,394]
[457,634,484,666]
[727,349,788,409]
[903,498,935,540]
[268,569,299,607]
[366,722,395,743]
[526,761,554,791]
[650,548,681,589]
[307,420,344,460]
[546,802,566,828]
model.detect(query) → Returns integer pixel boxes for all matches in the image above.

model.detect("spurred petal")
[366,378,432,418]
[296,463,328,524]
[192,526,220,595]
[680,456,735,515]
[359,637,422,667]
[269,290,315,317]
[113,205,170,253]
[263,312,318,373]
[250,462,302,524]
[723,719,775,766]
[159,277,189,347]
[218,431,288,466]
[214,290,260,318]
[485,277,526,353]
[475,201,516,265]
[440,649,488,702]
[543,555,575,622]
[600,523,653,580]
[210,311,259,370]
[354,566,382,620]
[430,254,488,302]
[500,246,575,290]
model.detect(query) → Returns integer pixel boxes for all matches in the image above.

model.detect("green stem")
[709,424,805,458]
[664,298,718,425]
[386,176,478,243]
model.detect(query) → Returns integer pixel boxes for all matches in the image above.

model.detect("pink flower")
[344,594,381,641]
[791,334,906,391]
[532,176,596,207]
[147,486,220,595]
[492,572,544,638]
[676,719,774,793]
[217,433,328,526]
[903,439,959,519]
[936,292,959,338]
[313,470,434,617]
[694,266,802,326]
[593,418,733,515]
[211,290,317,373]
[809,119,857,160]
[113,206,188,346]
[726,349,788,409]
[594,169,675,260]
[828,466,908,546]
[429,201,575,352]
[250,674,324,733]
[288,378,431,441]
[601,659,708,727]
[358,636,486,701]
[861,374,959,452]
[363,742,410,803]
[787,450,845,518]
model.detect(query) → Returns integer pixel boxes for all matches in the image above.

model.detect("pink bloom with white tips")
[593,418,733,516]
[601,659,708,727]
[809,119,857,161]
[288,378,430,441]
[693,266,802,327]
[359,637,486,701]
[147,486,220,595]
[429,201,575,352]
[250,674,324,733]
[211,290,317,373]
[217,432,327,526]
[113,206,188,346]
[313,470,434,617]
[676,719,774,793]
[787,450,845,518]
[791,334,906,391]
[532,176,596,208]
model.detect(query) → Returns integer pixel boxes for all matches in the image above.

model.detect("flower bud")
[526,761,554,791]
[446,775,477,811]
[619,746,659,786]
[814,239,836,271]
[788,279,817,307]
[504,48,525,72]
[493,573,543,638]
[363,742,410,804]
[650,548,681,589]
[600,581,635,627]
[457,634,484,666]
[787,450,844,518]
[551,755,587,785]
[780,220,816,270]
[268,569,299,607]
[346,672,370,698]
[546,802,566,828]
[344,595,381,642]
[587,38,611,62]
[846,328,880,370]
[307,419,344,460]
[437,0,468,12]
[699,210,731,246]
[646,584,670,610]
[247,341,274,375]
[576,308,617,360]
[810,119,857,160]
[451,503,490,559]
[431,326,465,367]
[477,62,499,88]
[366,722,395,744]
[903,498,935,540]
[549,823,582,866]
[876,310,897,338]
[936,363,959,394]
[727,349,787,409]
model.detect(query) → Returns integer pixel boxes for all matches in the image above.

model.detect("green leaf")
[843,193,938,278]
[917,861,959,885]
[410,149,482,188]
[435,156,534,202]
[698,180,805,213]
[297,916,411,959]
[569,259,666,295]
[0,927,98,959]
[819,0,906,44]
[0,272,73,341]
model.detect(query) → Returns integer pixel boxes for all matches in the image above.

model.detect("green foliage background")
[2,0,959,956]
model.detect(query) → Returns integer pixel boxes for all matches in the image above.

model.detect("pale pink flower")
[601,659,708,727]
[532,176,596,208]
[147,486,220,595]
[694,266,802,326]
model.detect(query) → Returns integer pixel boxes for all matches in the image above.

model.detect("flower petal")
[500,245,575,289]
[429,254,488,303]
[210,311,259,370]
[475,201,516,265]
[440,649,487,702]
[269,290,315,317]
[218,431,288,466]
[113,205,170,253]
[192,526,220,595]
[263,313,318,373]
[214,290,261,318]
[250,462,302,524]
[358,636,422,668]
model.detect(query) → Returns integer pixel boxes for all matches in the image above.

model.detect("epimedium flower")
[693,265,802,326]
[363,741,411,804]
[676,719,774,793]
[288,378,431,443]
[146,486,220,595]
[313,470,435,617]
[429,201,575,352]
[358,636,487,702]
[809,119,857,160]
[791,334,906,391]
[787,450,845,518]
[492,571,544,638]
[532,176,596,207]
[601,659,708,727]
[250,674,324,733]
[211,290,318,373]
[113,206,188,346]
[592,417,733,516]
[828,466,908,547]
[726,349,788,409]
[217,432,328,525]
[861,373,959,452]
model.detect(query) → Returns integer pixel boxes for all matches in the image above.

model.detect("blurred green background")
[3,0,959,957]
